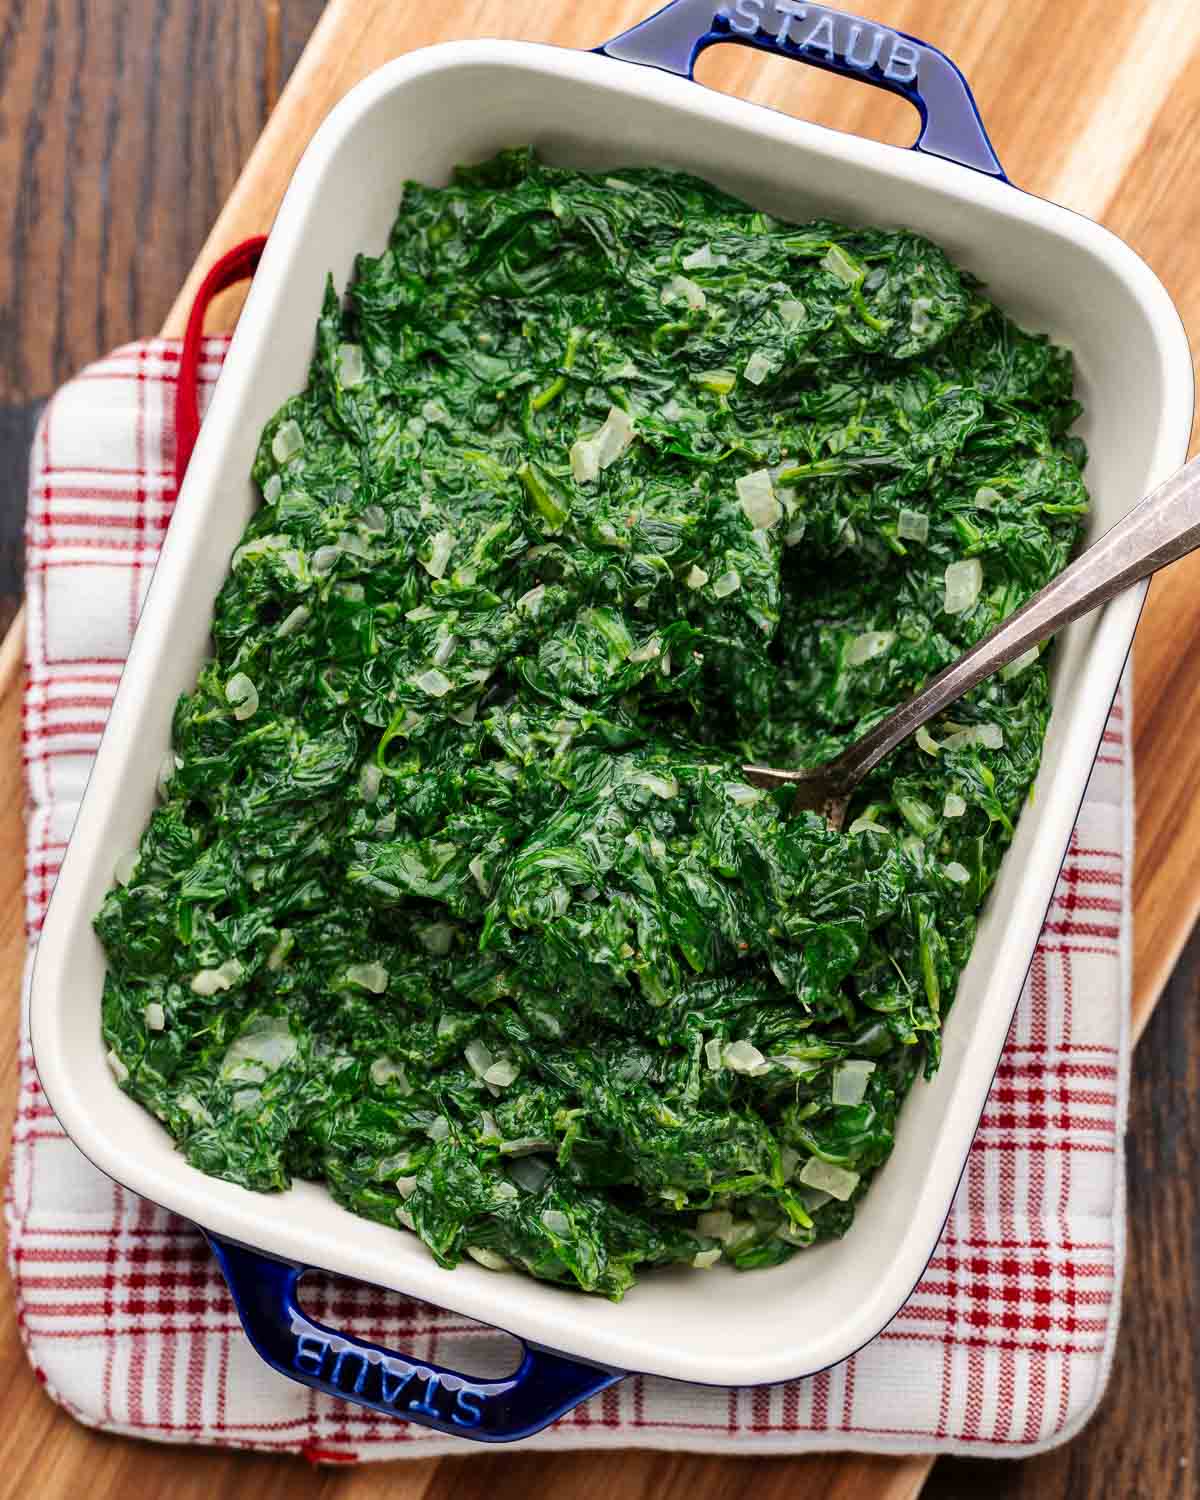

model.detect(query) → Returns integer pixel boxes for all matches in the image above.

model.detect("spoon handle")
[823,453,1200,792]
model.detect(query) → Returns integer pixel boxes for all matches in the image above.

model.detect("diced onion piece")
[501,1136,552,1159]
[337,343,364,387]
[510,1155,553,1194]
[467,1246,509,1271]
[422,399,449,425]
[468,854,490,896]
[370,1056,409,1090]
[465,1039,495,1080]
[821,244,862,286]
[943,557,983,615]
[431,633,457,668]
[413,668,452,698]
[798,1156,860,1201]
[541,1209,571,1236]
[347,961,388,993]
[784,515,807,548]
[1001,646,1040,681]
[910,296,934,335]
[106,1048,129,1083]
[157,750,182,798]
[225,673,259,720]
[421,528,455,579]
[661,398,684,422]
[311,545,340,575]
[569,405,635,483]
[725,783,762,805]
[686,565,708,590]
[736,468,781,530]
[144,1002,166,1032]
[278,604,310,637]
[570,436,600,483]
[943,792,967,818]
[692,1247,722,1269]
[975,486,1003,510]
[517,584,545,616]
[427,1115,450,1141]
[113,850,139,886]
[704,1038,723,1071]
[396,1208,416,1230]
[916,726,940,756]
[897,508,929,543]
[846,815,887,837]
[360,504,388,533]
[743,350,772,386]
[271,419,304,463]
[723,1039,766,1074]
[778,298,806,325]
[493,1179,519,1201]
[336,530,370,559]
[594,406,635,468]
[262,473,282,505]
[780,1146,801,1180]
[712,570,741,598]
[395,1175,419,1198]
[417,921,455,956]
[832,1059,875,1107]
[191,958,243,996]
[845,630,895,666]
[663,274,706,310]
[221,1015,297,1080]
[945,861,971,884]
[682,243,720,270]
[628,636,662,664]
[696,1209,733,1240]
[484,1058,519,1088]
[976,723,1004,749]
[178,1092,211,1124]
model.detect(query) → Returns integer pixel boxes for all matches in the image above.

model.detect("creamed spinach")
[97,150,1088,1297]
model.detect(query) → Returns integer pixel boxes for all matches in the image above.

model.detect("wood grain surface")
[1,3,1198,1496]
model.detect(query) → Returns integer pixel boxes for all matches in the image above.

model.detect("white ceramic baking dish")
[30,0,1193,1443]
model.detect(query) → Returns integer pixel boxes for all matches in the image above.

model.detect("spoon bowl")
[744,451,1200,827]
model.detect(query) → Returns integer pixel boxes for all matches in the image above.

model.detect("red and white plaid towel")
[8,339,1131,1460]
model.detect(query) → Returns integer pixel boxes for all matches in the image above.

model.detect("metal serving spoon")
[743,454,1200,829]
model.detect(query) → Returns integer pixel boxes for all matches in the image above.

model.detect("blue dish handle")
[206,1233,624,1443]
[599,0,1006,180]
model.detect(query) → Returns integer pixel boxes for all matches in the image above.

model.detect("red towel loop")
[173,234,268,492]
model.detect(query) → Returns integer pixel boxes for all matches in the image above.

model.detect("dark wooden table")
[1,4,1196,1496]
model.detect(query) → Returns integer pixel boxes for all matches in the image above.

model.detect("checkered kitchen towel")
[8,338,1131,1459]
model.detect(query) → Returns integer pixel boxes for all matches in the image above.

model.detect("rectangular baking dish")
[30,0,1193,1443]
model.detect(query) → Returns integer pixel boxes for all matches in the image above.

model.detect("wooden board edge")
[160,0,362,338]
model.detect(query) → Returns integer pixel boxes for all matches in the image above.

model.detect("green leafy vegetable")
[97,149,1087,1298]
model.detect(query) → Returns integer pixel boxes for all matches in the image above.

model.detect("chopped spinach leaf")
[97,149,1086,1297]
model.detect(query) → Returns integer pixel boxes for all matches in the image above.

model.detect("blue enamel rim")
[202,0,1012,1443]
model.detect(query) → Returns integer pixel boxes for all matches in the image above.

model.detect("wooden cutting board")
[2,2,1199,1496]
